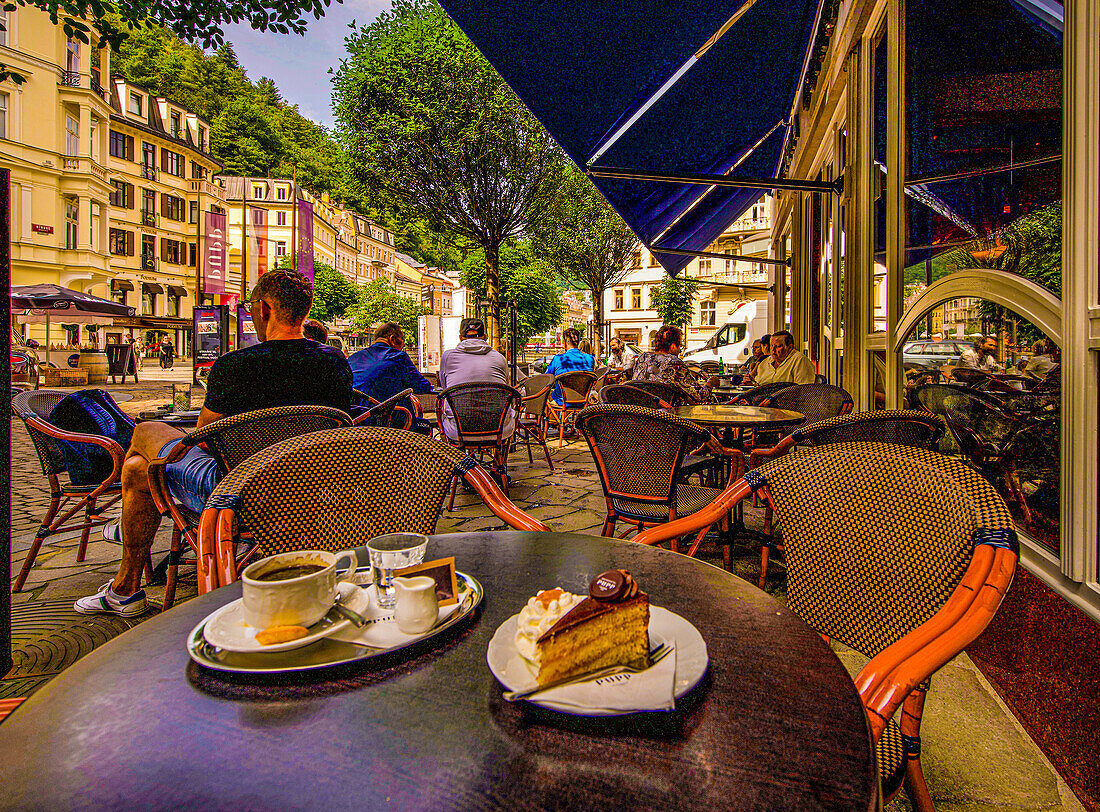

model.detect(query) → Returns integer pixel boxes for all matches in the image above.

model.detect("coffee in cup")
[241,549,358,629]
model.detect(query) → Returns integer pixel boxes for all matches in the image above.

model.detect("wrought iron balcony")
[60,71,80,87]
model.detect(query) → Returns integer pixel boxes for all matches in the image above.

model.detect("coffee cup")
[241,549,358,630]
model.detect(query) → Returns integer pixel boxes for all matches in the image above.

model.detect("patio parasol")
[10,284,136,366]
[437,0,836,275]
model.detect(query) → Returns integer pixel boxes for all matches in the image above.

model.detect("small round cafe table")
[672,404,805,433]
[0,532,876,811]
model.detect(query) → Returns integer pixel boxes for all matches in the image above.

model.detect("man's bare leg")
[110,421,185,596]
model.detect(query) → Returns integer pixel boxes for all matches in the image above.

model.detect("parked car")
[10,328,41,392]
[902,339,972,368]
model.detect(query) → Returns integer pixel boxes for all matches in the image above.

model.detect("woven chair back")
[599,384,661,408]
[737,382,796,405]
[795,410,945,450]
[205,427,470,557]
[950,367,992,388]
[192,406,353,474]
[699,360,721,375]
[576,404,707,505]
[625,379,687,406]
[915,384,1019,454]
[439,382,520,442]
[753,442,1015,658]
[554,371,597,406]
[519,374,554,416]
[765,383,853,425]
[12,390,69,476]
[362,388,414,428]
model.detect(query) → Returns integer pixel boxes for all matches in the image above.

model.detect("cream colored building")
[2,7,224,355]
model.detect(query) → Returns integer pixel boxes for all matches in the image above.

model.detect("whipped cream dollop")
[514,588,582,664]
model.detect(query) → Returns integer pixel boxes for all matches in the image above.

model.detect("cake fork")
[502,642,672,701]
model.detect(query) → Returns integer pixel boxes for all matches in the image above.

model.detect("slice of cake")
[514,570,650,687]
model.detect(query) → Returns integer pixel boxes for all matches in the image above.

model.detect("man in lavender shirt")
[438,318,515,441]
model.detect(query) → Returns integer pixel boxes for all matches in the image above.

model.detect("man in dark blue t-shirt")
[76,270,352,617]
[347,323,433,433]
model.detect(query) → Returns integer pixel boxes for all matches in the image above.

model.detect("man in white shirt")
[958,336,1002,372]
[750,331,816,385]
[607,337,636,376]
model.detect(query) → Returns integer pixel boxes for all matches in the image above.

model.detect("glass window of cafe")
[901,0,1063,556]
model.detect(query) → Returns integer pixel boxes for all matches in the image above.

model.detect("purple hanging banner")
[297,198,314,283]
[246,206,268,288]
[202,211,227,295]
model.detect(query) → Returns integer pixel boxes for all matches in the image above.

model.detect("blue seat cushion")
[48,390,135,487]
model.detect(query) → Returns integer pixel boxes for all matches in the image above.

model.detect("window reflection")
[904,300,1060,553]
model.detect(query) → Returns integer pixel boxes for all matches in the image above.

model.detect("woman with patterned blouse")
[631,325,717,405]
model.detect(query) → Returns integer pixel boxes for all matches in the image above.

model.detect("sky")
[223,0,392,129]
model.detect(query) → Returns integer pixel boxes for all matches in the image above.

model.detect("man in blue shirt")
[347,323,434,432]
[546,327,595,404]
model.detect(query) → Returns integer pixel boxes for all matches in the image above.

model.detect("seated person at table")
[746,331,815,386]
[1023,339,1056,379]
[75,270,353,617]
[742,339,766,377]
[631,325,717,405]
[348,323,434,434]
[439,317,514,442]
[546,328,595,404]
[607,337,636,380]
[958,335,1003,372]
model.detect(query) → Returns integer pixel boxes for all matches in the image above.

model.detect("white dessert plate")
[201,581,369,653]
[486,605,709,715]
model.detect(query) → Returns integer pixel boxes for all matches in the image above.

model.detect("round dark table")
[0,532,876,811]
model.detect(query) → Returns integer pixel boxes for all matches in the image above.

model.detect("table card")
[395,556,459,607]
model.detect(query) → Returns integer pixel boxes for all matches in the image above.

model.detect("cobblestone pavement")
[4,385,1083,810]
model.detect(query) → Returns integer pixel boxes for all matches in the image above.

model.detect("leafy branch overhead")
[1,0,341,83]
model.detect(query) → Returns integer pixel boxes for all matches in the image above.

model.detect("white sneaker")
[74,582,147,617]
[101,522,121,543]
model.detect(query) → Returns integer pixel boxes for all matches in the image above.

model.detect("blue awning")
[437,0,823,274]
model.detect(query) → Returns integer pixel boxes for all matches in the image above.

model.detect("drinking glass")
[367,533,428,609]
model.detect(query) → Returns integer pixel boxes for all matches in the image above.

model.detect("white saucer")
[486,605,709,715]
[202,582,369,653]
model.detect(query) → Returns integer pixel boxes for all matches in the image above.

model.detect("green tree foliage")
[332,0,562,349]
[651,275,701,329]
[528,161,637,359]
[308,264,360,322]
[460,242,563,346]
[348,280,430,342]
[106,20,366,210]
[0,0,340,85]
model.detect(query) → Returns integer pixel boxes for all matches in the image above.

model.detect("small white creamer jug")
[393,575,439,634]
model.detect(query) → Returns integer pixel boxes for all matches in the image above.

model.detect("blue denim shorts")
[160,438,220,515]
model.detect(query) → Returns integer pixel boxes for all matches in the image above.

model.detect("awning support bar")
[652,245,790,267]
[587,164,842,194]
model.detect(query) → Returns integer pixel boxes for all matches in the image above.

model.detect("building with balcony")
[2,6,115,317]
[2,8,225,355]
[104,76,224,353]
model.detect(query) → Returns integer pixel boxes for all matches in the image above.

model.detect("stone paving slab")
[4,395,1087,809]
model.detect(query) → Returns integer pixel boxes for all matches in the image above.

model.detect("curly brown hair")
[251,270,313,324]
[562,328,582,348]
[655,325,682,352]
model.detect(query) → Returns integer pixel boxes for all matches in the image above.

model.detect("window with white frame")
[276,211,287,226]
[64,198,78,249]
[276,240,287,257]
[65,38,79,74]
[276,185,289,201]
[129,91,143,116]
[0,92,7,140]
[252,184,265,199]
[700,300,716,326]
[65,115,79,156]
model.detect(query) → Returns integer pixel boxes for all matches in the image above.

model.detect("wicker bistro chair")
[635,443,1018,811]
[623,379,689,408]
[11,390,126,592]
[198,427,550,587]
[575,404,727,561]
[350,388,414,429]
[914,384,1020,472]
[746,409,948,587]
[514,374,555,471]
[546,371,598,447]
[437,382,522,508]
[732,381,796,406]
[147,405,353,606]
[599,384,661,408]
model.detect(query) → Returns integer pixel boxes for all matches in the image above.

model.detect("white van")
[682,300,769,367]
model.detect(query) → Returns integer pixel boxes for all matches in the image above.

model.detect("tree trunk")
[592,287,604,363]
[483,242,503,351]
